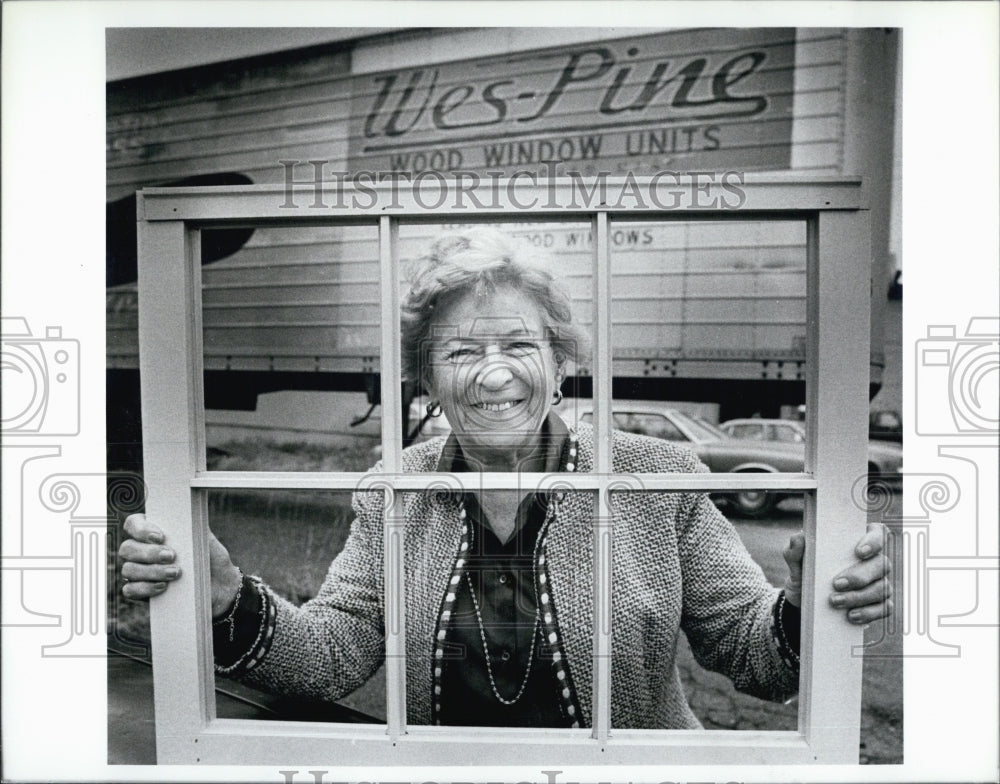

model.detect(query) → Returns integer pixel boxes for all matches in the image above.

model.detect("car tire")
[731,488,776,518]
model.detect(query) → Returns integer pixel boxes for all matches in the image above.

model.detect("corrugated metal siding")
[106,46,354,199]
[107,29,842,377]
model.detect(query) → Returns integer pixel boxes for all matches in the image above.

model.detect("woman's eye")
[446,348,478,361]
[506,341,539,354]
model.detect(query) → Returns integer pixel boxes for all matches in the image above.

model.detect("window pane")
[610,490,803,730]
[608,219,810,460]
[200,225,382,471]
[404,486,595,730]
[208,488,386,724]
[397,220,594,457]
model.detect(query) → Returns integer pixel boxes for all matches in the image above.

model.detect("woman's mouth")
[473,399,524,412]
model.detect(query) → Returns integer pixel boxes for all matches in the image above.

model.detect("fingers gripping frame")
[136,176,870,765]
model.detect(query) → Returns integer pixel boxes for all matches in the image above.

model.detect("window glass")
[608,218,810,455]
[405,485,597,730]
[772,423,805,443]
[200,225,381,472]
[580,411,687,441]
[674,412,731,442]
[207,488,387,724]
[614,412,687,441]
[610,490,802,730]
[396,220,594,456]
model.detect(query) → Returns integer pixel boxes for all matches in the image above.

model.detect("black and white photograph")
[2,3,997,782]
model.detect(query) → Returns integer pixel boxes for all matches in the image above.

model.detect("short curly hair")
[400,227,590,384]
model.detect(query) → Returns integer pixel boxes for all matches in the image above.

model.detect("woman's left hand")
[782,523,893,624]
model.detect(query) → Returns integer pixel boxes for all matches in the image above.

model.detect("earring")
[426,400,443,417]
[552,389,564,406]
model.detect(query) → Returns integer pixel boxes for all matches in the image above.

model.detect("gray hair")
[400,227,590,383]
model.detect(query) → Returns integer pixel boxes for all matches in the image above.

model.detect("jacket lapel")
[403,451,466,724]
[543,424,597,726]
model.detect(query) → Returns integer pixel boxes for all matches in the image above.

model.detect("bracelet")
[772,590,801,670]
[212,568,243,643]
[215,577,274,676]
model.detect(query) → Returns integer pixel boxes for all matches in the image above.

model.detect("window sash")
[136,176,870,764]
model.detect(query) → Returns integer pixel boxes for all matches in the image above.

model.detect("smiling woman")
[119,224,892,733]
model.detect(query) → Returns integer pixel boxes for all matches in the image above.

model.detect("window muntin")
[136,177,870,764]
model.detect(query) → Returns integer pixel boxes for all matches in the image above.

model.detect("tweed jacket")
[238,422,799,728]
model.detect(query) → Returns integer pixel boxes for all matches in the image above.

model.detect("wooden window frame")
[136,175,870,765]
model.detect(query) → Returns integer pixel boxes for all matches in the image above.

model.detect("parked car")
[409,399,888,518]
[718,418,903,480]
[571,402,805,518]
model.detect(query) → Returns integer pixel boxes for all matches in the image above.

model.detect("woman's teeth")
[475,400,518,411]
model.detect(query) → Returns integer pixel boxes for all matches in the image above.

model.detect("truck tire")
[731,488,776,518]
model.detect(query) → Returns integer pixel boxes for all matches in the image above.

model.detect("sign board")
[349,29,796,177]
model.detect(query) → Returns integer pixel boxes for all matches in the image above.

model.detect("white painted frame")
[137,175,870,765]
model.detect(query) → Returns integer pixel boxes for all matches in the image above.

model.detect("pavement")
[107,648,378,765]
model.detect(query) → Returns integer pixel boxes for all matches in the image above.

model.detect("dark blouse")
[435,416,573,726]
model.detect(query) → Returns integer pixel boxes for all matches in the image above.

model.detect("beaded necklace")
[432,430,580,723]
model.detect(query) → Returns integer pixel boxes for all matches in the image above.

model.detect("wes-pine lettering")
[362,45,770,143]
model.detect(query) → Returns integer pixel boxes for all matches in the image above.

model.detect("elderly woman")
[120,228,891,729]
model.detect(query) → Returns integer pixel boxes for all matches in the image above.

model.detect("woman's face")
[425,286,561,465]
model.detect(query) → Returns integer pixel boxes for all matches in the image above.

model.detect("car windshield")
[579,407,728,444]
[670,411,728,442]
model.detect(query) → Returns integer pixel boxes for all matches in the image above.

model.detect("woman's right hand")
[119,513,243,619]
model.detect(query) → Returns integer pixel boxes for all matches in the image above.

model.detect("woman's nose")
[475,348,514,390]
